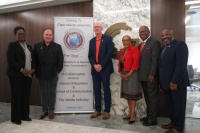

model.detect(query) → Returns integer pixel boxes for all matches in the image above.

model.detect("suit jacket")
[118,45,140,72]
[159,39,189,90]
[88,34,114,75]
[34,41,64,79]
[138,37,161,81]
[7,41,35,77]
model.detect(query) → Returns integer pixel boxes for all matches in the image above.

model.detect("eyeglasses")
[139,30,148,34]
[122,39,131,43]
[94,26,101,29]
[17,33,26,36]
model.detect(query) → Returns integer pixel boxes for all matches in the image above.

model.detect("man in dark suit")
[138,26,161,126]
[34,28,64,119]
[88,22,114,120]
[7,26,35,125]
[159,29,188,133]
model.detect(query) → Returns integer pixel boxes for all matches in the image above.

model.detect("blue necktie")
[161,44,170,58]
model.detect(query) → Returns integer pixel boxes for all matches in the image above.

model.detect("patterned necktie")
[140,41,145,53]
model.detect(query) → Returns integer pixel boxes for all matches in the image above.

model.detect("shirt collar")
[142,36,150,43]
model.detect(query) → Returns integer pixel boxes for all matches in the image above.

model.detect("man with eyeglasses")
[138,25,161,126]
[88,22,114,120]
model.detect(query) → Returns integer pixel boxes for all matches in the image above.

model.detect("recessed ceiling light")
[185,0,200,5]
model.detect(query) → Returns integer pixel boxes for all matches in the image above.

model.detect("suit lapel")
[98,35,104,54]
[16,42,25,57]
[141,37,151,53]
[160,40,176,61]
[145,37,151,48]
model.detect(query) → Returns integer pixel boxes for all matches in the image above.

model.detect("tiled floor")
[186,86,200,119]
[0,102,200,133]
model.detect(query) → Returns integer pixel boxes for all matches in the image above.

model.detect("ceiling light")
[185,16,191,24]
[0,0,31,6]
[190,5,200,9]
[185,0,200,5]
[186,25,200,28]
[0,0,54,9]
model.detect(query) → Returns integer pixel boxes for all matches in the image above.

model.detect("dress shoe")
[49,111,55,119]
[90,111,101,118]
[161,123,173,129]
[102,112,110,120]
[129,120,135,124]
[140,116,148,122]
[22,117,32,121]
[11,120,21,125]
[165,128,183,133]
[143,119,157,126]
[123,116,130,120]
[40,112,48,119]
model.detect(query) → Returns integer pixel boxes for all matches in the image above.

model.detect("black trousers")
[141,80,159,121]
[164,87,187,132]
[9,76,32,122]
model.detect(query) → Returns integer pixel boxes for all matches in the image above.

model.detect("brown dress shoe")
[90,111,101,118]
[40,112,48,119]
[165,128,183,133]
[49,111,55,119]
[102,112,110,120]
[161,123,173,129]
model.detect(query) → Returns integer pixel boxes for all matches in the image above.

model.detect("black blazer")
[7,41,35,77]
[34,41,64,79]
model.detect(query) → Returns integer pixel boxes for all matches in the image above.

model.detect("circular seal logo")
[64,29,85,51]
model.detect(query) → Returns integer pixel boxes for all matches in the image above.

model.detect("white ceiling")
[0,0,90,14]
[185,0,200,42]
[0,0,199,41]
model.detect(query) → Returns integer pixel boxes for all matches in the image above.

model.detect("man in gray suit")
[138,26,161,126]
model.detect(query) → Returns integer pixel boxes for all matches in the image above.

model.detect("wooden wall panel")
[0,1,93,105]
[151,0,185,117]
[151,0,185,44]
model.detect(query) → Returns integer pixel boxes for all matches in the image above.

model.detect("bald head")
[93,22,103,37]
[161,28,174,44]
[43,28,53,45]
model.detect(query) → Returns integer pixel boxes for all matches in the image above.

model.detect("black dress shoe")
[129,120,135,124]
[123,116,130,120]
[140,116,148,122]
[143,119,157,126]
[11,120,21,125]
[22,117,32,121]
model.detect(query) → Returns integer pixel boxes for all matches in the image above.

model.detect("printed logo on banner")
[64,29,85,51]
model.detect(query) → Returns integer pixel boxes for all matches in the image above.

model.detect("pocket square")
[146,47,150,50]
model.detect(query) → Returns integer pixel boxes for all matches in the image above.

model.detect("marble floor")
[0,102,200,133]
[186,86,200,119]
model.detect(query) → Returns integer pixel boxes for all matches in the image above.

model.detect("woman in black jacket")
[7,26,35,125]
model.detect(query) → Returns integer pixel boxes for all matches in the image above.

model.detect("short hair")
[122,35,132,40]
[43,28,53,34]
[139,25,150,33]
[14,26,25,35]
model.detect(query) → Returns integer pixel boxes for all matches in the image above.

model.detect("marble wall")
[93,0,150,118]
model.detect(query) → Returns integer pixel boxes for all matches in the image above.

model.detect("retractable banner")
[54,17,94,113]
